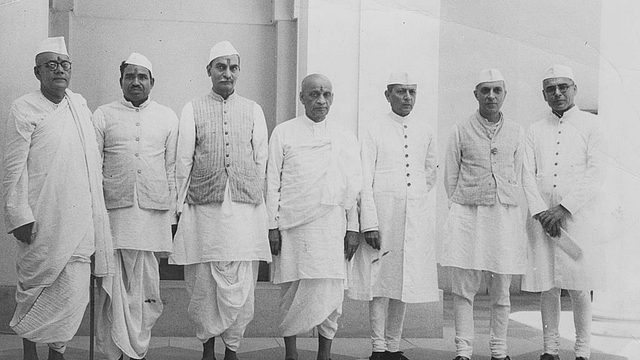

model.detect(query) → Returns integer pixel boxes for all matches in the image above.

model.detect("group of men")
[3,36,607,360]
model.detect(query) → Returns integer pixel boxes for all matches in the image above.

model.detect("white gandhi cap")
[208,40,239,64]
[476,68,505,87]
[36,36,68,57]
[542,64,574,82]
[124,52,153,76]
[387,72,416,86]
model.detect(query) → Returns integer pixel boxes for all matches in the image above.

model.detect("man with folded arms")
[3,36,112,360]
[522,65,608,360]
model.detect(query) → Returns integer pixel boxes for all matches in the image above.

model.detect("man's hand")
[538,205,570,238]
[344,230,359,261]
[269,228,282,256]
[363,230,381,250]
[12,222,34,244]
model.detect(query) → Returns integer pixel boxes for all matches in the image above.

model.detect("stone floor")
[1,293,638,359]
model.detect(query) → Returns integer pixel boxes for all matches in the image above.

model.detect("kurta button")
[135,137,139,141]
[406,173,410,177]
[491,148,498,154]
[224,122,228,125]
[224,111,227,114]
[553,185,557,188]
[226,143,229,146]
[405,164,409,167]
[555,162,558,165]
[226,154,229,157]
[404,145,408,148]
[135,122,140,126]
[558,131,562,134]
[137,170,141,173]
[403,125,407,128]
[226,164,230,167]
[405,154,409,158]
[135,153,139,157]
[557,142,560,144]
[407,183,411,186]
[554,174,557,177]
[404,135,408,139]
[225,132,228,135]
[135,109,139,112]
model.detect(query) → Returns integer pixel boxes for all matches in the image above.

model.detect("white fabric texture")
[540,287,592,359]
[348,111,438,303]
[97,250,163,360]
[451,268,511,359]
[11,259,90,344]
[93,97,178,252]
[184,260,258,351]
[278,279,343,338]
[170,100,271,264]
[521,106,609,292]
[4,89,113,343]
[369,297,407,353]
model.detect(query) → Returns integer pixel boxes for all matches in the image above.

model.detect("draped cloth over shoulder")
[277,123,361,230]
[7,90,113,342]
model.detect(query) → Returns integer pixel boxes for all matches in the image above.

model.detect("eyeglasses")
[544,83,573,95]
[38,60,72,71]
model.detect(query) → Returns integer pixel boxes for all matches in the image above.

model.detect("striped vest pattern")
[187,93,263,204]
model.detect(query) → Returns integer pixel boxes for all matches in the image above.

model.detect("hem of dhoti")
[170,255,272,265]
[439,263,526,275]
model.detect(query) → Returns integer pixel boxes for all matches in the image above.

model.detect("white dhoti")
[97,250,163,359]
[184,260,258,351]
[279,279,343,339]
[11,257,91,353]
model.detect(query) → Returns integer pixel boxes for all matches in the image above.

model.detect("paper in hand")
[546,227,583,260]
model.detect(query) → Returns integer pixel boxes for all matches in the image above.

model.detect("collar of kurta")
[388,110,412,124]
[474,110,503,128]
[209,90,236,102]
[552,104,579,120]
[120,96,151,110]
[303,113,329,128]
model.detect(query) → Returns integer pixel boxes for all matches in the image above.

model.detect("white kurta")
[266,115,361,284]
[4,90,112,342]
[170,100,271,264]
[440,115,527,274]
[348,111,439,303]
[521,106,608,291]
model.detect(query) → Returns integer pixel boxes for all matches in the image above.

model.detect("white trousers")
[451,267,512,359]
[369,297,407,353]
[540,287,591,358]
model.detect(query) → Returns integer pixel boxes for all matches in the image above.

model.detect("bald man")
[266,74,362,360]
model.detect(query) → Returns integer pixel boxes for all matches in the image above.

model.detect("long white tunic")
[347,111,439,303]
[266,115,361,284]
[440,114,527,274]
[170,100,271,264]
[93,98,178,252]
[521,106,608,291]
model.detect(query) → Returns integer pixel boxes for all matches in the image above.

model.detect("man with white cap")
[92,52,178,360]
[347,72,438,360]
[521,65,608,360]
[441,69,526,360]
[266,73,361,360]
[170,40,271,360]
[3,36,113,360]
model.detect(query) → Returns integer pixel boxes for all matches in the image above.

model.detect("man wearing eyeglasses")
[92,53,178,360]
[521,65,608,360]
[3,37,113,360]
[441,69,526,360]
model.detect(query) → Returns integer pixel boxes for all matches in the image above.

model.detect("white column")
[592,0,640,347]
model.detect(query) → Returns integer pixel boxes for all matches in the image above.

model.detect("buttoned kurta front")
[348,112,439,303]
[93,98,178,252]
[521,106,608,291]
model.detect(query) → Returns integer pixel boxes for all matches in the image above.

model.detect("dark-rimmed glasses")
[38,60,72,71]
[544,83,573,95]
